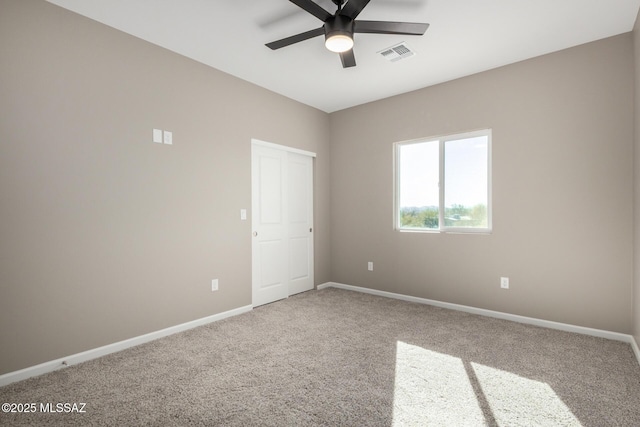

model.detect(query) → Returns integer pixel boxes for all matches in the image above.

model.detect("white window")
[395,129,491,233]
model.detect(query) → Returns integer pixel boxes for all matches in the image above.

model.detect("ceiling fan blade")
[354,20,429,35]
[266,27,325,50]
[340,49,356,68]
[340,0,371,20]
[290,0,332,22]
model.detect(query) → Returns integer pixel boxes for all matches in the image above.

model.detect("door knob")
[253,231,258,237]
[309,228,313,232]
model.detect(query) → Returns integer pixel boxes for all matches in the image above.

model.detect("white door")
[251,142,314,307]
[287,152,314,296]
[252,144,288,307]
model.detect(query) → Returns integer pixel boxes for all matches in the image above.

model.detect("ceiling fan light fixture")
[325,33,353,53]
[324,15,354,53]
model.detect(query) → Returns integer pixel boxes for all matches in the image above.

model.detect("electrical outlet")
[367,262,373,271]
[211,279,219,291]
[500,277,509,289]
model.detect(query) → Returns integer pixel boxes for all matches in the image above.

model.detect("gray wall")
[0,0,331,374]
[329,34,634,334]
[634,11,640,347]
[1,0,637,376]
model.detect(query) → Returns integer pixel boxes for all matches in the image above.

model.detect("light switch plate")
[153,129,162,143]
[240,209,247,220]
[163,130,173,145]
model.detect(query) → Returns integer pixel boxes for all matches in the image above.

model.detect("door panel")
[288,160,309,223]
[259,240,285,288]
[289,237,310,281]
[287,153,314,296]
[252,145,288,307]
[259,156,282,224]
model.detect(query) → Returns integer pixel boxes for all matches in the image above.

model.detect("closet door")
[287,152,314,296]
[251,142,314,307]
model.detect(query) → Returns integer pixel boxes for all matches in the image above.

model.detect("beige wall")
[330,34,634,333]
[634,10,640,347]
[0,0,331,374]
[1,0,637,377]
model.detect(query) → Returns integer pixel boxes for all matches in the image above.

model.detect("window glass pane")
[398,141,439,229]
[443,136,488,228]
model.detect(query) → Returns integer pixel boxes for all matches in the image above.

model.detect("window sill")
[397,228,492,235]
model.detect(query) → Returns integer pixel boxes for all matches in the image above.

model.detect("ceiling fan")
[265,0,429,68]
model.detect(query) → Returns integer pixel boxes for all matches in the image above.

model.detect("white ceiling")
[47,0,640,113]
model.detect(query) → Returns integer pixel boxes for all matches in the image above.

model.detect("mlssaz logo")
[40,403,87,413]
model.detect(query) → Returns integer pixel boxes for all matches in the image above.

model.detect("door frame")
[252,139,316,159]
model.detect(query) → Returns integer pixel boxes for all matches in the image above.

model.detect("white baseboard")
[632,336,640,366]
[0,305,253,388]
[318,282,637,350]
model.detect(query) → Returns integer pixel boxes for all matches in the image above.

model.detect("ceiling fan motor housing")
[324,15,354,42]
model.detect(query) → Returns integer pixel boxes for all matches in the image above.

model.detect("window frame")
[394,129,492,234]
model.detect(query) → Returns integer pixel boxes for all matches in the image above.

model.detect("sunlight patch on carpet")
[392,341,484,426]
[471,363,583,427]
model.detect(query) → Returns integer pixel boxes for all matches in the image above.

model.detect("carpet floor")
[1,287,639,426]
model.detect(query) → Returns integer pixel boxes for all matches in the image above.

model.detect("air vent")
[378,42,415,62]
